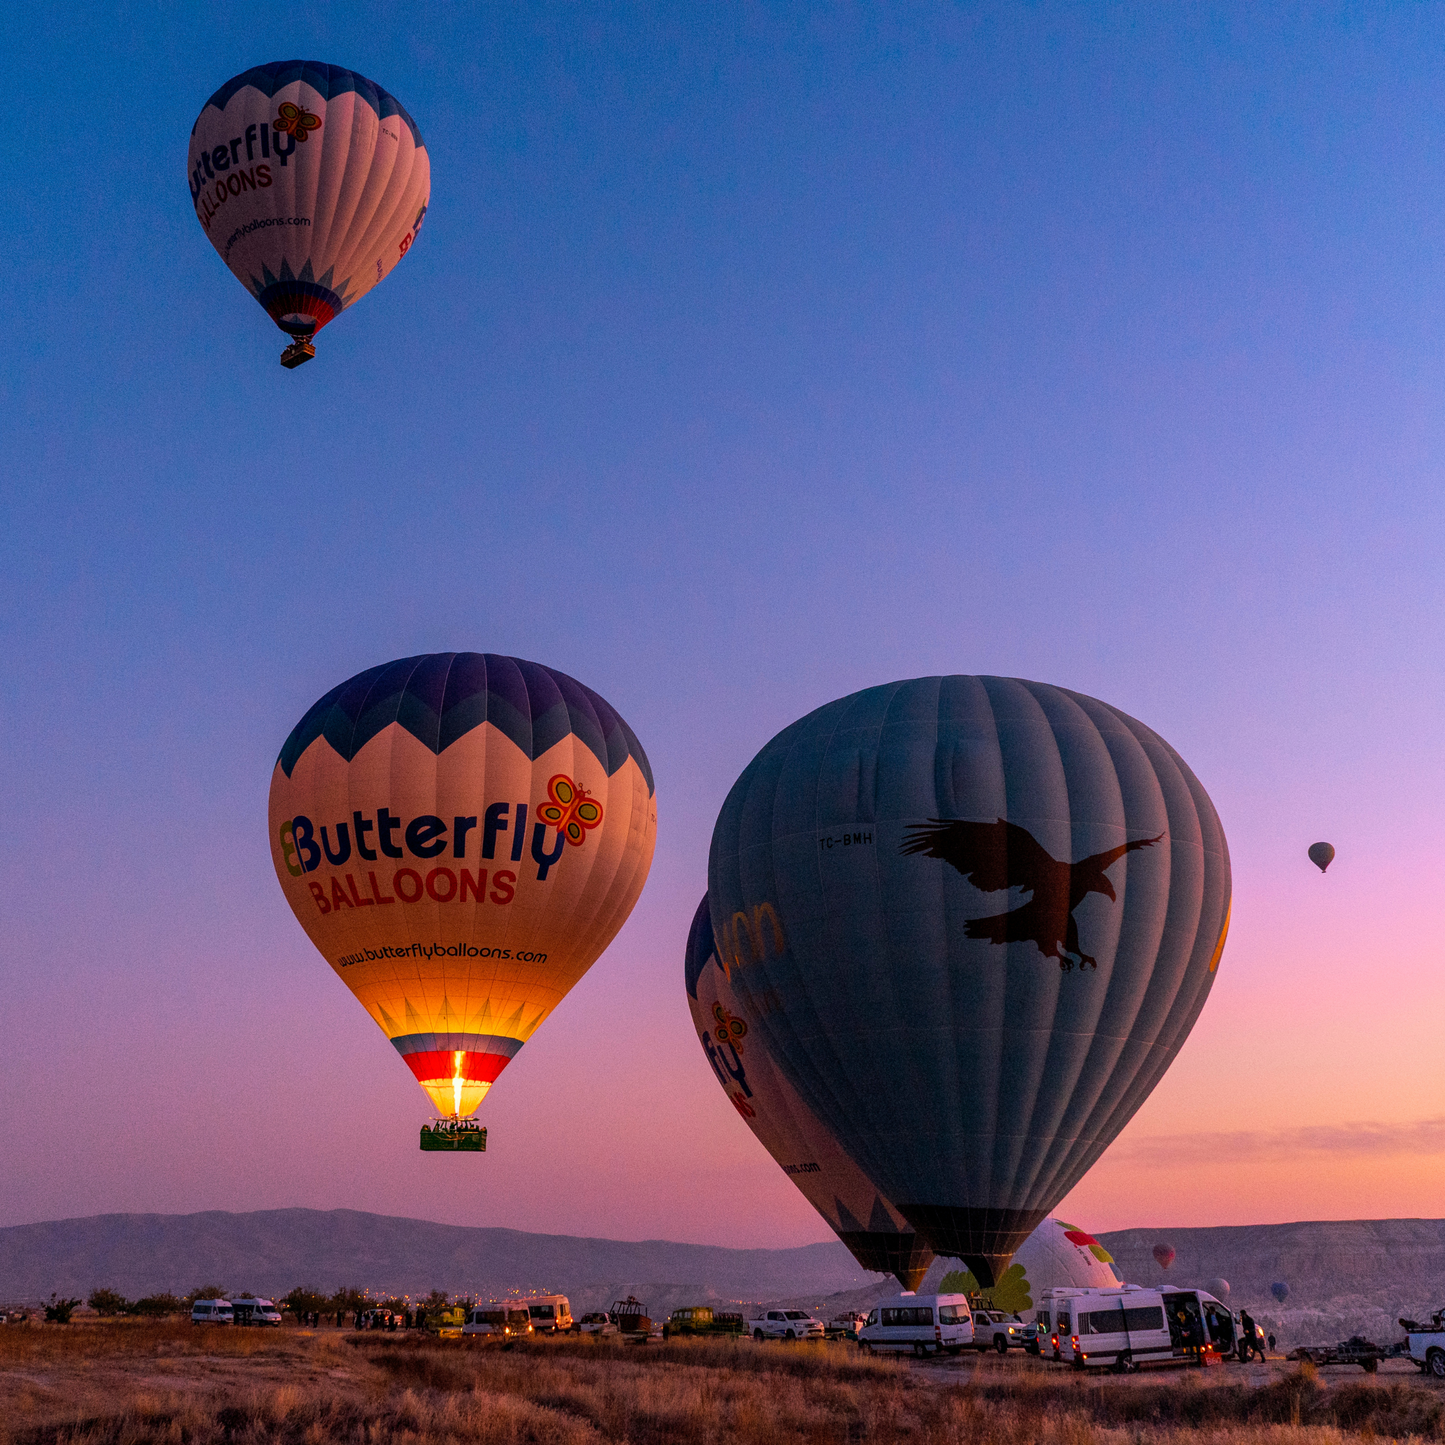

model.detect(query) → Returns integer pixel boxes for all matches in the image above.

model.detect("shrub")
[131,1292,185,1316]
[88,1287,130,1316]
[44,1293,82,1322]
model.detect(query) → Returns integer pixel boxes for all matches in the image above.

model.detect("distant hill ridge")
[0,1208,871,1304]
[4,1210,1444,1322]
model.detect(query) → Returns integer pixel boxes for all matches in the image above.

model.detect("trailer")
[1286,1336,1399,1373]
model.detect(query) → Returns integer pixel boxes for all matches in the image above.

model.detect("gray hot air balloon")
[1206,1277,1230,1303]
[708,676,1232,1287]
[685,895,934,1290]
[1271,1281,1290,1304]
[1308,842,1335,873]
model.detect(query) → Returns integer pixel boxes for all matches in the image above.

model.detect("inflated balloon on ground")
[708,675,1232,1286]
[269,653,656,1123]
[189,62,430,367]
[940,1219,1120,1315]
[684,895,933,1290]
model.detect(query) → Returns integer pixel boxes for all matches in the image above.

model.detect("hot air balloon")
[1271,1281,1290,1304]
[1206,1278,1230,1303]
[1308,842,1335,873]
[938,1219,1120,1316]
[708,675,1231,1287]
[189,62,430,367]
[685,895,934,1290]
[269,654,655,1143]
[1153,1243,1176,1271]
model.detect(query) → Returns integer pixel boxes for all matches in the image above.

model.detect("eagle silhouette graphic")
[900,818,1163,971]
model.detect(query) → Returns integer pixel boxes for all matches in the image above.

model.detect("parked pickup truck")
[1399,1315,1445,1377]
[969,1309,1038,1354]
[748,1309,825,1342]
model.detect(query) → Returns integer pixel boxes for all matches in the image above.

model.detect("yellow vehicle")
[425,1306,466,1339]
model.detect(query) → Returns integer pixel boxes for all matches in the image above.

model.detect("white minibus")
[190,1299,234,1325]
[857,1293,973,1357]
[461,1305,534,1340]
[515,1294,573,1333]
[1045,1285,1235,1371]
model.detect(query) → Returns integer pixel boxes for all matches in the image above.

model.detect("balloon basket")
[280,338,316,369]
[420,1120,486,1152]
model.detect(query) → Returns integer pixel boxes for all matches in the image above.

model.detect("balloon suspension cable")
[280,337,316,369]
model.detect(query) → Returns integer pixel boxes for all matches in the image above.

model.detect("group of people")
[353,1307,431,1330]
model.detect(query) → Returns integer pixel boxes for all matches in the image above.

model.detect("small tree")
[330,1286,369,1312]
[44,1294,82,1323]
[88,1288,130,1316]
[422,1289,451,1313]
[282,1285,329,1317]
[187,1284,228,1303]
[131,1293,185,1317]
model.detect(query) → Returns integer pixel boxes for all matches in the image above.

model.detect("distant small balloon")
[1206,1278,1230,1303]
[1271,1281,1290,1304]
[1153,1243,1176,1270]
[1308,842,1335,873]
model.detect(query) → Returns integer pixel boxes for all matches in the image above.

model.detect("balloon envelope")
[1153,1243,1176,1270]
[708,675,1231,1286]
[685,894,933,1290]
[939,1218,1120,1317]
[1308,842,1335,873]
[189,62,429,352]
[1271,1281,1290,1304]
[269,653,655,1118]
[1206,1278,1230,1303]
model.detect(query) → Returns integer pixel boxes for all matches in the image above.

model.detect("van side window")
[937,1305,967,1324]
[882,1307,933,1326]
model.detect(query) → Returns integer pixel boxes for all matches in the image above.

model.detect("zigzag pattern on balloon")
[278,653,654,791]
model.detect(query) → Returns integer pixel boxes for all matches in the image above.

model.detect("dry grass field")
[3,1321,1445,1444]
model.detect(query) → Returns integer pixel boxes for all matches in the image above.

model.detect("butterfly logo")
[712,1003,747,1054]
[536,774,603,846]
[274,103,323,142]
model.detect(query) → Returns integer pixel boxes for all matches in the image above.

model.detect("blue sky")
[3,4,1444,1244]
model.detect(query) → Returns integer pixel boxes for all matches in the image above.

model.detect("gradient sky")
[3,4,1444,1248]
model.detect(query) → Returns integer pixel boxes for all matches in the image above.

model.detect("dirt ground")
[2,1320,1443,1444]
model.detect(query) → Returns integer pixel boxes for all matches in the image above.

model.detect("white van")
[461,1305,534,1340]
[857,1293,973,1357]
[1035,1287,1091,1360]
[515,1294,573,1333]
[190,1299,234,1325]
[1045,1286,1235,1370]
[231,1298,282,1327]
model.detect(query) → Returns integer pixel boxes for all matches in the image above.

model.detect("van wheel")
[1429,1349,1445,1379]
[1363,1359,1378,1374]
[1072,1354,1084,1371]
[994,1336,1008,1355]
[913,1342,927,1358]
